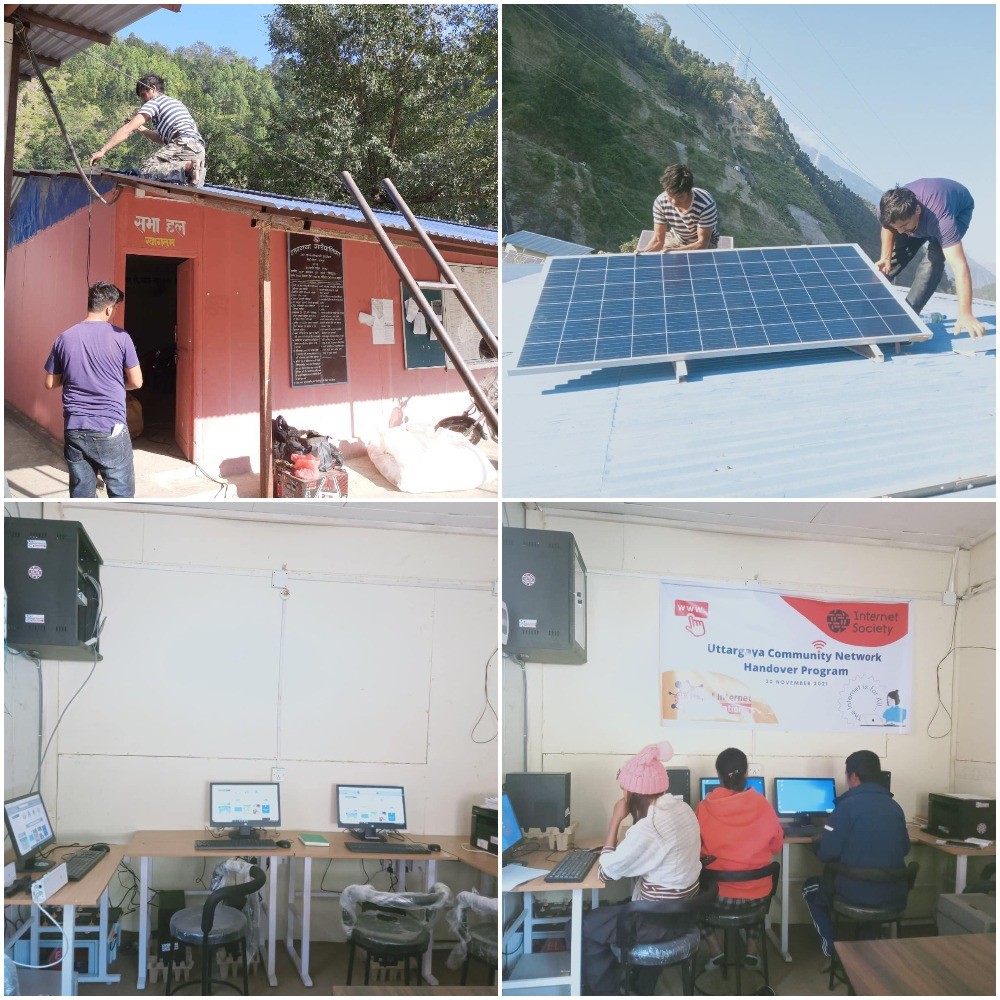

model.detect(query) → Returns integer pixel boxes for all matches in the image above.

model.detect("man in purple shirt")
[44,282,143,497]
[875,178,984,338]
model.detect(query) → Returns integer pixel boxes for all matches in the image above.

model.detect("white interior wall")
[507,509,996,923]
[953,532,996,793]
[5,503,498,940]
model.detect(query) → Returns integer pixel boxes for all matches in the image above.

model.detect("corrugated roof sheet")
[11,4,164,77]
[10,170,498,250]
[502,271,996,498]
[503,230,593,257]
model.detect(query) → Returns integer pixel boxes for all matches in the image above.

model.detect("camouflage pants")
[140,136,206,187]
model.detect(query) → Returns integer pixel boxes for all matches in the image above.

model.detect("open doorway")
[124,255,190,458]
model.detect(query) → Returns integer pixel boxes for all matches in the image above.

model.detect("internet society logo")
[826,609,851,634]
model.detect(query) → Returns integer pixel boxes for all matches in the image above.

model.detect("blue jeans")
[885,233,945,315]
[64,427,136,498]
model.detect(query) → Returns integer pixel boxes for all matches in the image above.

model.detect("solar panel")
[513,244,931,376]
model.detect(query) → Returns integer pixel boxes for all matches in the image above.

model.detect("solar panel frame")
[511,244,933,377]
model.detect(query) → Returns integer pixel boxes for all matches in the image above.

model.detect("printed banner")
[660,582,913,733]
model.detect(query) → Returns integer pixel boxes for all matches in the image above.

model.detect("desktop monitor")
[774,777,837,819]
[336,784,407,842]
[666,768,691,805]
[700,776,766,800]
[4,792,57,872]
[875,770,891,791]
[501,793,525,865]
[209,783,281,840]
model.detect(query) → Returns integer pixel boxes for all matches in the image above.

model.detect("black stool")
[448,890,498,986]
[696,862,780,996]
[341,884,451,987]
[611,886,719,996]
[824,861,918,991]
[462,923,498,985]
[165,864,265,996]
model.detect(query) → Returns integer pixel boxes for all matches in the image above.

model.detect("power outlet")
[31,863,68,904]
[271,767,286,782]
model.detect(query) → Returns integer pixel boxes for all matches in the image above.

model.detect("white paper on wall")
[358,298,395,344]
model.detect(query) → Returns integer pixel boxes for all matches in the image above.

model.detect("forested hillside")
[503,5,882,257]
[13,4,497,224]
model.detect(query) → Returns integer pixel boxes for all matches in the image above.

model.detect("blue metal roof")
[501,271,995,498]
[199,181,498,246]
[503,230,593,257]
[9,170,497,249]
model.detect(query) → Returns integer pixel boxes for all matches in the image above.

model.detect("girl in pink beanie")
[580,740,703,995]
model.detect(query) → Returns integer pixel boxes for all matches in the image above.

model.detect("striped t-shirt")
[138,94,203,146]
[652,187,719,248]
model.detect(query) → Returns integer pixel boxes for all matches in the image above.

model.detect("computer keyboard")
[544,849,599,883]
[65,849,107,881]
[783,824,821,838]
[194,839,277,851]
[345,842,430,854]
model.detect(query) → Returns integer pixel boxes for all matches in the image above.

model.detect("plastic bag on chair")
[445,890,498,969]
[210,859,261,962]
[340,882,452,935]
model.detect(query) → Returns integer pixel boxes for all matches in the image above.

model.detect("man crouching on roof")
[641,164,720,253]
[875,179,984,338]
[89,73,206,188]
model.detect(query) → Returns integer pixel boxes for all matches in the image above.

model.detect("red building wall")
[6,185,496,476]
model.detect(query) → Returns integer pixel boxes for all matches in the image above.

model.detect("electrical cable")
[31,644,100,794]
[470,647,499,744]
[9,900,72,969]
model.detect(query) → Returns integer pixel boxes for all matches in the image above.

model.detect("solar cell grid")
[514,244,931,373]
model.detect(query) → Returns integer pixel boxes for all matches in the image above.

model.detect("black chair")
[611,884,720,996]
[823,861,918,991]
[341,883,451,987]
[696,862,780,996]
[165,864,266,996]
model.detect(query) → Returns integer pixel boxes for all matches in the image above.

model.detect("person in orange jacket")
[695,748,783,969]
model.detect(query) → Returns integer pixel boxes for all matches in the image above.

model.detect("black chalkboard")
[287,234,348,387]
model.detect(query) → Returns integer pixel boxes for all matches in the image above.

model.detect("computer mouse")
[427,843,441,852]
[90,843,111,853]
[276,839,292,849]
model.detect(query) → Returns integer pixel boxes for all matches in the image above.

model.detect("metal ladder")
[340,171,499,438]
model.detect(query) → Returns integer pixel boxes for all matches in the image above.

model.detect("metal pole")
[4,32,21,274]
[340,171,498,437]
[258,220,274,497]
[380,177,498,357]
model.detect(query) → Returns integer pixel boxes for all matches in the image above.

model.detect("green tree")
[266,3,497,223]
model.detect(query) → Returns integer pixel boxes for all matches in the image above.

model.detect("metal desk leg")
[955,854,968,893]
[90,885,120,983]
[421,858,439,986]
[137,855,151,989]
[29,905,40,965]
[266,856,278,987]
[61,903,77,996]
[523,890,534,953]
[569,888,583,996]
[300,857,313,987]
[765,841,793,963]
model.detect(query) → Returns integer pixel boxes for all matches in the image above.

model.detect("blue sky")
[638,4,996,268]
[125,4,275,66]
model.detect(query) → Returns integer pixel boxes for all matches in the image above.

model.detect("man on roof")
[89,73,206,187]
[641,164,720,253]
[876,179,984,338]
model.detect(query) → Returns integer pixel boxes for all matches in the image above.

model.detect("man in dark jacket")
[802,750,910,956]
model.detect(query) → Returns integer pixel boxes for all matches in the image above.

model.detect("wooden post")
[4,32,22,274]
[258,220,274,498]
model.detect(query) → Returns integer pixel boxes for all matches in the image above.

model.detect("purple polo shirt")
[44,321,140,432]
[905,178,975,249]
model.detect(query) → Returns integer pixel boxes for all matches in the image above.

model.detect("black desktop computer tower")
[667,768,691,805]
[4,518,103,661]
[504,772,571,831]
[502,527,587,664]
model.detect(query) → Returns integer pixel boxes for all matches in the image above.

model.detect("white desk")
[3,846,125,996]
[501,840,603,995]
